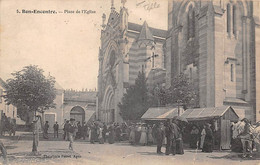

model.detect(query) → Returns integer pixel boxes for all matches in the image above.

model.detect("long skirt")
[108,132,115,144]
[135,131,141,144]
[129,131,135,144]
[200,135,205,149]
[139,132,147,145]
[176,139,184,154]
[190,135,199,148]
[202,137,213,152]
[147,133,154,144]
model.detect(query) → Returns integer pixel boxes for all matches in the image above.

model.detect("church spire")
[111,0,115,11]
[138,21,154,42]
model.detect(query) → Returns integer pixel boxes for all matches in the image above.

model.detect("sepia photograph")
[0,0,260,164]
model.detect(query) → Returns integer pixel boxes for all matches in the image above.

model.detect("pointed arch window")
[227,4,231,34]
[231,64,234,82]
[233,5,236,35]
[187,6,195,40]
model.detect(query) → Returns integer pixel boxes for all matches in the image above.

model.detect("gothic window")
[227,4,231,34]
[231,64,234,82]
[233,5,236,35]
[109,50,116,67]
[187,6,195,40]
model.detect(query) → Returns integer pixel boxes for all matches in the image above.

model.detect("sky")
[0,0,168,90]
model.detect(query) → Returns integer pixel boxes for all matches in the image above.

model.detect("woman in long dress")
[98,126,104,144]
[139,125,147,145]
[147,126,154,145]
[190,125,200,148]
[175,121,184,155]
[129,125,136,145]
[202,123,213,152]
[108,124,115,144]
[200,125,206,149]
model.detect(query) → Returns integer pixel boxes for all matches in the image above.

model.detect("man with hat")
[238,118,253,158]
[68,118,76,150]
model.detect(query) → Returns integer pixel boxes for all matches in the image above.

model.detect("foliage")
[3,65,56,118]
[166,73,199,109]
[118,71,150,120]
[16,104,34,125]
[149,85,168,107]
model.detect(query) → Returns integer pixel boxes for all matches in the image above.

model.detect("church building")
[166,0,260,122]
[97,1,167,123]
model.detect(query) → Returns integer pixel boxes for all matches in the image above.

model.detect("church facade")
[97,2,167,123]
[166,0,260,122]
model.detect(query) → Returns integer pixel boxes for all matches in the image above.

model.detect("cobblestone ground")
[0,132,260,165]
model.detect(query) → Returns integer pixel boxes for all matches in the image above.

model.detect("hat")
[205,123,211,126]
[241,118,250,123]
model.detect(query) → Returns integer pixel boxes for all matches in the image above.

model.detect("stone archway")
[70,106,85,124]
[103,85,115,123]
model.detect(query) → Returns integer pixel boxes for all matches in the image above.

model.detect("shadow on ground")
[137,151,165,156]
[209,152,260,161]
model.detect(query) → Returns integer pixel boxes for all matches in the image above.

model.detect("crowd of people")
[42,118,256,156]
[57,118,214,154]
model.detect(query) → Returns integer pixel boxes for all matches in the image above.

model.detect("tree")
[149,85,168,107]
[166,73,198,109]
[16,104,34,126]
[118,71,150,121]
[3,65,56,154]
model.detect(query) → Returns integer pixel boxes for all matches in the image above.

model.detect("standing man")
[68,118,76,150]
[63,120,69,140]
[82,122,88,140]
[102,123,107,143]
[53,122,59,138]
[156,122,165,154]
[238,118,253,158]
[43,121,49,139]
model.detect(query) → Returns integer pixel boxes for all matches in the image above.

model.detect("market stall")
[181,106,239,150]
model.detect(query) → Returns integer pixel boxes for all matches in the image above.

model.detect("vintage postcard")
[0,0,260,164]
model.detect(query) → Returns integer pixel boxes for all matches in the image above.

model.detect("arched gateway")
[70,106,85,124]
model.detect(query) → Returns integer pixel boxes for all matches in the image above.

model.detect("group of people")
[129,119,185,155]
[41,117,258,157]
[128,123,155,146]
[0,113,16,137]
[188,123,214,153]
[61,119,130,149]
[128,119,215,155]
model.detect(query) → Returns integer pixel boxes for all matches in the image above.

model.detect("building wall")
[43,89,64,130]
[167,0,258,122]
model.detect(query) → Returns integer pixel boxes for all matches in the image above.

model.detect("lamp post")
[177,99,182,116]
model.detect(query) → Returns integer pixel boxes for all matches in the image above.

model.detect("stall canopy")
[181,106,239,122]
[141,107,183,120]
